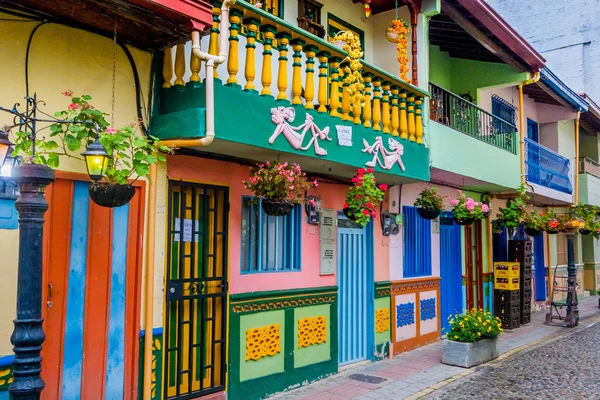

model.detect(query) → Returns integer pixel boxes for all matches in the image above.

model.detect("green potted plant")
[11,91,170,208]
[414,187,445,220]
[449,191,488,226]
[575,204,597,235]
[442,309,503,368]
[343,167,387,227]
[523,208,550,237]
[493,197,526,235]
[243,161,317,216]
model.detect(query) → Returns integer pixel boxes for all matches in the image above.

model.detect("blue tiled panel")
[420,298,436,321]
[396,302,415,327]
[0,199,17,230]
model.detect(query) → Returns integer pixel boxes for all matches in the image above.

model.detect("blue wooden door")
[337,213,373,365]
[533,234,547,300]
[440,212,462,334]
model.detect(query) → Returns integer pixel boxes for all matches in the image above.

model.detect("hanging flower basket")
[454,217,474,226]
[88,182,135,208]
[385,30,400,43]
[344,168,387,227]
[330,39,347,49]
[580,229,593,236]
[417,208,440,220]
[525,227,542,237]
[546,229,560,235]
[262,199,294,217]
[343,207,359,222]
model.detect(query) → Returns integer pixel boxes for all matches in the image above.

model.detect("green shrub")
[448,309,503,343]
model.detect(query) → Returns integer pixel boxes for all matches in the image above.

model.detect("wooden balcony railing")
[579,157,600,179]
[161,0,428,143]
[429,83,518,154]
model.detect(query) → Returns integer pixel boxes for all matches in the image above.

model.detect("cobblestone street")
[426,322,600,400]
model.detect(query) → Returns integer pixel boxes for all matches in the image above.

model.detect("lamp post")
[564,215,582,327]
[0,94,106,399]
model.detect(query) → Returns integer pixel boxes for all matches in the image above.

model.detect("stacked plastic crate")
[493,261,521,329]
[509,240,532,324]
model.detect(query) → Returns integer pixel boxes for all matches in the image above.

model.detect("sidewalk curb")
[408,314,600,400]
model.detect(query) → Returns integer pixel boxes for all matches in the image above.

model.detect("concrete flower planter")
[442,338,499,368]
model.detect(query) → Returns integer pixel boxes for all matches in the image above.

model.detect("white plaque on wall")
[336,125,353,147]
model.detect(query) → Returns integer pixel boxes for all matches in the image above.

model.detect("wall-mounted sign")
[336,125,353,146]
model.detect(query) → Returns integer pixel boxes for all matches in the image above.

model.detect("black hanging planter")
[343,207,358,222]
[454,217,474,226]
[417,208,440,220]
[89,182,135,208]
[262,199,294,216]
[546,229,560,235]
[525,227,542,237]
[580,229,593,236]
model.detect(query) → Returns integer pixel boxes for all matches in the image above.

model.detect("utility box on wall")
[320,208,336,275]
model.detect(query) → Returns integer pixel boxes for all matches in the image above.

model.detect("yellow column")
[363,73,373,128]
[275,32,291,101]
[415,97,424,144]
[260,25,277,97]
[317,51,330,113]
[391,86,400,136]
[381,82,391,133]
[174,43,186,86]
[399,90,408,139]
[329,57,342,118]
[243,18,260,92]
[226,8,244,86]
[208,2,222,79]
[303,45,318,109]
[372,78,382,131]
[162,47,173,88]
[290,38,306,105]
[408,94,416,141]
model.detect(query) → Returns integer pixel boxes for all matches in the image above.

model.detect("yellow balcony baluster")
[415,97,424,144]
[329,57,342,118]
[399,90,408,139]
[226,9,244,86]
[275,32,291,102]
[190,47,201,83]
[208,3,222,79]
[174,44,186,86]
[243,18,260,92]
[341,63,351,121]
[260,25,277,97]
[381,82,391,133]
[391,86,400,136]
[317,51,330,113]
[353,100,362,125]
[290,38,306,105]
[407,94,416,141]
[303,45,318,109]
[162,47,173,88]
[372,78,382,131]
[362,73,373,128]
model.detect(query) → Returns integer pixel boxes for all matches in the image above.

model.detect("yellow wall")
[0,14,152,355]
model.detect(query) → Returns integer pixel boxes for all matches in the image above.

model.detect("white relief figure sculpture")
[269,106,331,156]
[362,136,406,171]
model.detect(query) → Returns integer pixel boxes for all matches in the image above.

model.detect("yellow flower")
[477,332,481,336]
[478,317,482,322]
[488,327,492,332]
[454,335,458,339]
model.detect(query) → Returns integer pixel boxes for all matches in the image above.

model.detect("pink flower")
[362,209,371,216]
[466,203,475,211]
[357,168,366,176]
[289,185,294,190]
[379,184,388,191]
[61,89,73,97]
[474,202,481,206]
[265,161,270,166]
[105,127,117,134]
[313,180,319,187]
[68,103,78,110]
[309,198,316,206]
[343,202,349,208]
[367,167,374,173]
[255,1,263,8]
[283,162,288,167]
[450,199,459,207]
[371,211,377,218]
[482,204,489,213]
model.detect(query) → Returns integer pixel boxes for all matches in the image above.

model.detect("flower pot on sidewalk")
[442,338,499,368]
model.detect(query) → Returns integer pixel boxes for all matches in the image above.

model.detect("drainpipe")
[574,110,581,205]
[142,1,235,398]
[518,72,541,187]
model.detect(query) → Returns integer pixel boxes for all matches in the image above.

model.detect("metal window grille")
[402,206,432,278]
[241,197,302,273]
[492,95,517,125]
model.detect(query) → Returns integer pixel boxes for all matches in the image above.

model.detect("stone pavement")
[269,296,600,400]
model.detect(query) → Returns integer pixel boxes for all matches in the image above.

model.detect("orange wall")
[167,155,390,294]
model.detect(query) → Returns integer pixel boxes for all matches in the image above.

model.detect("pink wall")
[167,155,390,294]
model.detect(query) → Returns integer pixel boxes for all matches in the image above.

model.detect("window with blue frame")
[403,206,432,278]
[241,197,302,273]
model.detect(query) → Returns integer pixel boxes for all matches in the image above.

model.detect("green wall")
[294,305,331,369]
[579,173,600,207]
[138,330,163,400]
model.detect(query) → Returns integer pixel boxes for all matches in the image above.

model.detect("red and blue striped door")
[41,175,145,400]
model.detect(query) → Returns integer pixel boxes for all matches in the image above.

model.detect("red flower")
[357,168,366,176]
[371,211,377,218]
[68,103,78,110]
[343,202,349,208]
[61,89,73,97]
[366,202,374,209]
[362,209,371,215]
[379,184,388,191]
[367,167,374,173]
[355,194,361,199]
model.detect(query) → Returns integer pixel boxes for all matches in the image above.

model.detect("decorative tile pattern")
[396,302,415,327]
[375,308,390,333]
[245,324,281,361]
[391,281,440,294]
[420,298,436,321]
[0,367,12,389]
[298,316,327,348]
[232,294,336,314]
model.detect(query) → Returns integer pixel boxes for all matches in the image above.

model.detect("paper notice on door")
[336,125,353,146]
[174,218,200,242]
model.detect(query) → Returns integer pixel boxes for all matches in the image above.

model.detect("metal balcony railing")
[579,157,600,179]
[429,83,518,154]
[525,138,572,194]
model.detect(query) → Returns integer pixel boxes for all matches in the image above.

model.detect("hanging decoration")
[386,0,411,83]
[363,0,371,18]
[330,31,365,110]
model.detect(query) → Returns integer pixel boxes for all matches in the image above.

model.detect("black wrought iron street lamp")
[563,214,582,327]
[0,94,104,399]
